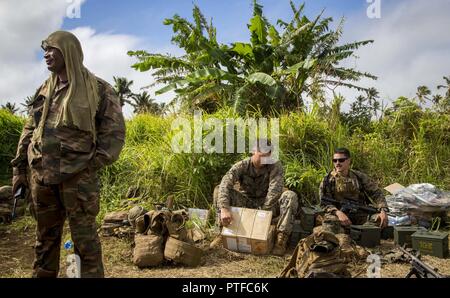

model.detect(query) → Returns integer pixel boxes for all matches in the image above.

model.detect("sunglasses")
[333,158,348,163]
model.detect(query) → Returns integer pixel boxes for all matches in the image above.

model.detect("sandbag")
[132,233,164,268]
[101,210,132,238]
[164,237,203,267]
[103,211,128,223]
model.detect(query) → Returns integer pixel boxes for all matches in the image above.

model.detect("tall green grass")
[98,105,450,216]
[0,109,25,185]
[1,104,450,219]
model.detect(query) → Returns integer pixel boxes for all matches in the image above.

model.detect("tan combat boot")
[272,232,289,256]
[209,234,223,249]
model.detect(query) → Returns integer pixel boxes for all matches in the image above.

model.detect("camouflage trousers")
[213,186,299,235]
[30,166,104,278]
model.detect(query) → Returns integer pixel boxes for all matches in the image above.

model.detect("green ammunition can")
[411,230,449,258]
[381,226,394,240]
[394,226,425,247]
[350,225,381,248]
[299,206,324,232]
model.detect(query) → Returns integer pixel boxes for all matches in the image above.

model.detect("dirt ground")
[1,216,450,278]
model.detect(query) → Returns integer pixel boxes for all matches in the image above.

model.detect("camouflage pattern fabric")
[11,78,124,278]
[11,78,125,184]
[279,226,351,278]
[30,167,103,278]
[213,158,298,234]
[319,169,387,224]
[216,158,284,210]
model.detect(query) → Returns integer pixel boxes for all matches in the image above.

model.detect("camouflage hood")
[34,31,100,142]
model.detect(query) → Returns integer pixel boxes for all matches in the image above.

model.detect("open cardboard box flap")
[384,183,405,195]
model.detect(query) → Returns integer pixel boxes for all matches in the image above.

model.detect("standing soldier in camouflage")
[319,148,388,230]
[213,139,298,255]
[10,31,125,278]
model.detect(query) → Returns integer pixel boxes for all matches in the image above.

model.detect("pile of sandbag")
[0,185,27,223]
[131,207,204,268]
[279,226,368,278]
[99,210,134,239]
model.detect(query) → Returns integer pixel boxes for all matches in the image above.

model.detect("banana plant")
[129,0,376,115]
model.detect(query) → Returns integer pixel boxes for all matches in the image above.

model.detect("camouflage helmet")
[128,206,147,228]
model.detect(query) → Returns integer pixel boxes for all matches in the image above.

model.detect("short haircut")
[334,147,351,158]
[252,138,272,154]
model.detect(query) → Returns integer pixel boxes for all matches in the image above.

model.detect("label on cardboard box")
[237,237,251,253]
[252,210,272,240]
[226,238,237,251]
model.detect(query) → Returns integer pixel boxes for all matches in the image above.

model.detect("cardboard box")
[384,183,405,195]
[221,207,274,255]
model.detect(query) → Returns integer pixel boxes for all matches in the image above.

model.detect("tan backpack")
[279,226,351,278]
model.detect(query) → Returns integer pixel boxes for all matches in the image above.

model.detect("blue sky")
[62,0,365,48]
[1,0,450,118]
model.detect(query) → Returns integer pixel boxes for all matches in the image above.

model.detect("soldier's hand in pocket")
[12,174,28,195]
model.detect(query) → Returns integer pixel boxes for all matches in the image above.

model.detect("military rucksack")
[279,226,351,278]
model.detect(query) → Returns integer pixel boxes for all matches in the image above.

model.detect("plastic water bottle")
[64,239,80,278]
[64,240,73,250]
[388,215,411,226]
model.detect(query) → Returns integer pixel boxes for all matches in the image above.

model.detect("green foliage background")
[0,109,25,185]
[2,101,450,220]
[102,104,450,217]
[2,1,450,223]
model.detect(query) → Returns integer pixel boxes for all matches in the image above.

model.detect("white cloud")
[0,0,176,118]
[0,0,68,108]
[68,27,156,118]
[335,0,450,110]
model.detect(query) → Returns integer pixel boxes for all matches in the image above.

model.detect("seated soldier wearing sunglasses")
[319,148,389,231]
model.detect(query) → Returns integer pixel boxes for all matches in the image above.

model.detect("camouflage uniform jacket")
[11,78,125,184]
[217,158,284,210]
[319,169,388,214]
